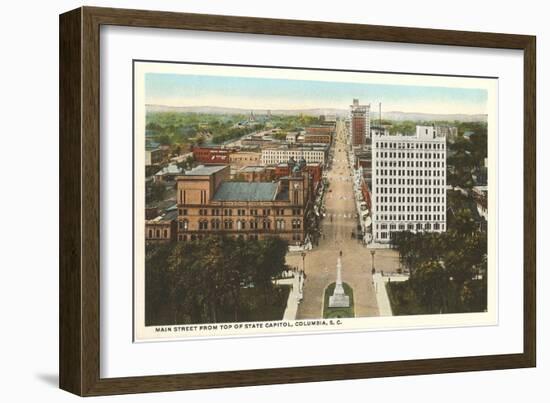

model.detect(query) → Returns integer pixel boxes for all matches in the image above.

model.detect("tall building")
[350,99,370,147]
[176,164,313,243]
[371,125,447,243]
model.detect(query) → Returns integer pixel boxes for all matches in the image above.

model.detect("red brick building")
[192,146,235,164]
[305,125,334,135]
[145,210,178,243]
[236,166,274,182]
[350,99,369,147]
[302,125,334,144]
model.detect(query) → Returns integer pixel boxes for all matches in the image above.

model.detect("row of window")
[375,160,444,168]
[176,233,302,242]
[178,218,302,231]
[262,153,325,159]
[262,151,325,156]
[376,204,444,213]
[374,186,445,195]
[375,151,445,160]
[374,141,444,150]
[180,208,301,217]
[375,178,444,186]
[375,169,445,177]
[376,222,445,231]
[376,225,445,239]
[147,229,169,239]
[376,196,444,204]
[374,214,445,221]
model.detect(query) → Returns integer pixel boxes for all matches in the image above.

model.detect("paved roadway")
[286,120,398,319]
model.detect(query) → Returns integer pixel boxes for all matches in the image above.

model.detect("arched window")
[224,219,233,230]
[237,220,246,230]
[180,219,189,231]
[199,220,208,230]
[211,219,221,230]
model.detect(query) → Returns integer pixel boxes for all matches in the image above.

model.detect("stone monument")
[329,256,350,308]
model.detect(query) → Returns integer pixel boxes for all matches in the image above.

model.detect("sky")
[145,72,489,115]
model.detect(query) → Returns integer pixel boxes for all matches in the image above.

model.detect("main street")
[286,120,399,319]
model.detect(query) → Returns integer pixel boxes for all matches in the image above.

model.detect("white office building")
[261,145,328,165]
[371,125,447,243]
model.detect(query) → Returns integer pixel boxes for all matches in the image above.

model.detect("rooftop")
[149,209,178,223]
[155,164,183,176]
[185,165,227,176]
[239,166,266,173]
[213,182,278,202]
[265,144,328,151]
[146,199,176,211]
[145,140,161,151]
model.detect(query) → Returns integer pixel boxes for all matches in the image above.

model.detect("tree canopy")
[145,236,289,325]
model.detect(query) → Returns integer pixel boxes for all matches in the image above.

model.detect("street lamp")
[370,250,376,274]
[301,251,306,275]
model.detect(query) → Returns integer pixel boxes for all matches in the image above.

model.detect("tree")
[390,196,488,314]
[447,135,475,190]
[254,237,288,290]
[195,135,206,146]
[469,131,488,167]
[149,181,166,202]
[410,261,449,313]
[177,155,195,171]
[145,242,175,325]
[196,237,227,322]
[146,122,162,131]
[145,236,289,325]
[157,133,172,146]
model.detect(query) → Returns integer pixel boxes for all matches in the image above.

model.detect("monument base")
[329,294,350,308]
[328,257,350,308]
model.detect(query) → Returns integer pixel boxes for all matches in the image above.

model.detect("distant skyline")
[145,73,489,115]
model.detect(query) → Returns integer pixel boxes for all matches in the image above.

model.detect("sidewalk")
[367,242,392,249]
[274,274,303,320]
[288,242,313,253]
[373,273,409,317]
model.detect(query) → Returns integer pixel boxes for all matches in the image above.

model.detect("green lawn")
[322,282,355,318]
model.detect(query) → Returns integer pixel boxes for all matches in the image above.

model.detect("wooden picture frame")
[59,6,536,396]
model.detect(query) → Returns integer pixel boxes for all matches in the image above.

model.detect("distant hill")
[146,104,349,117]
[380,111,487,123]
[146,104,487,122]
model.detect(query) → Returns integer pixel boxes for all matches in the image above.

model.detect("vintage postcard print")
[133,61,497,341]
